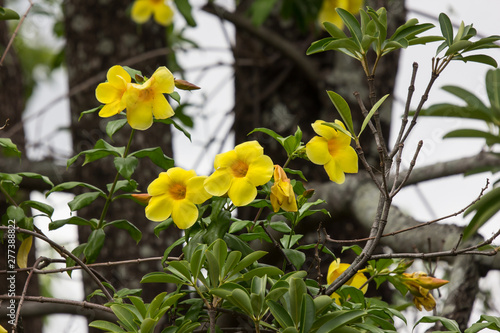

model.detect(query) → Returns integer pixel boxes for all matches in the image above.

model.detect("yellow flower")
[95,65,131,118]
[145,167,212,229]
[131,0,174,26]
[306,120,358,184]
[0,324,7,333]
[327,259,368,304]
[318,0,364,29]
[401,272,449,311]
[204,141,274,207]
[270,165,298,213]
[122,66,175,130]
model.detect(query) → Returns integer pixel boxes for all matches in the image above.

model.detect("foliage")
[1,2,500,333]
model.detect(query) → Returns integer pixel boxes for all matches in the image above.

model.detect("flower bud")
[174,79,200,90]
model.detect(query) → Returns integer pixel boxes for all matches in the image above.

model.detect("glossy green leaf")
[141,272,186,285]
[313,295,333,315]
[110,304,137,331]
[336,8,362,47]
[0,7,20,20]
[89,320,126,332]
[235,266,283,283]
[140,318,156,333]
[459,54,498,68]
[228,288,253,316]
[174,0,196,26]
[105,118,128,140]
[270,221,291,233]
[487,69,500,111]
[289,278,307,326]
[326,91,354,135]
[443,129,500,145]
[128,296,147,318]
[20,200,54,217]
[105,219,142,243]
[46,181,105,197]
[280,234,303,249]
[442,86,489,111]
[323,22,347,39]
[205,250,221,286]
[84,229,105,264]
[445,40,473,56]
[68,191,103,211]
[78,106,102,121]
[222,250,242,278]
[190,247,206,283]
[317,310,366,333]
[463,187,500,240]
[229,251,267,276]
[0,138,21,157]
[17,172,54,187]
[414,316,460,332]
[114,156,138,180]
[439,13,453,46]
[306,38,336,55]
[155,118,191,141]
[167,261,193,282]
[359,94,389,136]
[299,294,315,333]
[267,299,294,328]
[408,35,445,46]
[130,147,174,170]
[283,249,305,270]
[417,104,491,122]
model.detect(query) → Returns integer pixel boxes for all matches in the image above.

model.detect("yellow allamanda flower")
[145,167,212,229]
[318,0,364,29]
[122,66,175,130]
[327,259,368,304]
[204,141,274,207]
[95,65,131,118]
[270,165,298,213]
[401,272,449,311]
[306,120,358,184]
[131,0,174,26]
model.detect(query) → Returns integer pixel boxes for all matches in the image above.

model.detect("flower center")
[231,160,248,178]
[169,183,186,200]
[327,139,339,156]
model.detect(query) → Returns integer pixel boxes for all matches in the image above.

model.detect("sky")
[6,0,500,331]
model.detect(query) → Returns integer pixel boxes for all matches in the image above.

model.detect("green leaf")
[78,106,102,121]
[487,69,500,112]
[417,104,491,122]
[306,38,336,55]
[167,261,193,282]
[414,316,460,332]
[205,250,220,286]
[46,181,105,197]
[0,7,20,20]
[222,251,242,278]
[228,288,253,316]
[445,40,473,56]
[408,35,445,46]
[190,247,206,283]
[283,249,306,270]
[140,318,157,333]
[317,310,366,333]
[49,216,95,230]
[443,129,500,146]
[89,320,126,332]
[270,221,291,233]
[439,13,453,46]
[141,272,186,285]
[106,118,128,140]
[229,220,252,234]
[267,299,294,328]
[68,192,103,211]
[323,22,347,39]
[359,94,389,136]
[105,219,142,243]
[17,172,54,187]
[174,0,196,26]
[442,86,489,112]
[336,8,363,48]
[229,251,267,276]
[248,0,278,26]
[235,266,283,283]
[299,294,315,333]
[110,304,138,331]
[67,139,124,168]
[326,91,354,135]
[155,118,191,141]
[108,179,138,193]
[463,187,500,240]
[313,295,333,315]
[0,138,21,157]
[280,234,303,249]
[130,147,174,170]
[19,200,54,217]
[289,278,307,326]
[114,156,138,180]
[457,54,497,68]
[84,229,105,264]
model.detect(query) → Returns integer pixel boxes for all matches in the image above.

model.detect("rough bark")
[63,1,179,329]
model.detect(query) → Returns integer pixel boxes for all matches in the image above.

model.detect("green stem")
[97,129,136,229]
[0,183,18,207]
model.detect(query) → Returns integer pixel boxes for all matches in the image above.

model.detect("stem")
[0,183,19,207]
[97,129,135,229]
[0,0,34,66]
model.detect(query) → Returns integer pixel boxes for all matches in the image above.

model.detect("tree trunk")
[63,0,179,329]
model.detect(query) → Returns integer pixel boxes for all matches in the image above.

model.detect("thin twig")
[0,295,114,314]
[390,140,423,197]
[0,0,33,66]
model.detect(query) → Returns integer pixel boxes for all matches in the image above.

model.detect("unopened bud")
[135,74,145,83]
[131,193,152,205]
[302,189,315,199]
[174,79,200,90]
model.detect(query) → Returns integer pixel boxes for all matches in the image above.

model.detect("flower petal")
[126,100,154,130]
[214,150,238,169]
[171,199,199,229]
[107,65,131,87]
[228,177,257,206]
[306,136,331,165]
[131,0,153,24]
[152,93,174,120]
[98,101,124,117]
[324,159,346,184]
[167,167,196,183]
[204,169,232,196]
[145,194,173,222]
[234,141,264,164]
[96,82,122,104]
[147,172,173,196]
[246,155,274,186]
[186,176,211,204]
[311,120,338,140]
[333,145,358,173]
[151,67,175,94]
[153,2,174,26]
[327,259,341,284]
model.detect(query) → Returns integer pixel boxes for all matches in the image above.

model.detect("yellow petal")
[214,150,238,168]
[151,67,175,94]
[131,0,154,24]
[306,136,331,165]
[107,65,131,87]
[228,177,257,206]
[327,259,342,284]
[153,2,174,26]
[234,141,264,163]
[186,176,212,204]
[145,194,173,221]
[347,0,364,14]
[152,93,175,120]
[350,272,368,294]
[324,159,346,184]
[171,199,199,229]
[147,172,172,196]
[204,169,232,196]
[246,155,274,186]
[167,167,196,183]
[17,236,33,268]
[96,82,122,104]
[126,100,154,130]
[98,100,124,117]
[311,120,338,140]
[333,145,358,173]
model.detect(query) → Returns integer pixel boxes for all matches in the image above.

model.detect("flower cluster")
[96,65,175,130]
[131,0,174,26]
[401,272,449,311]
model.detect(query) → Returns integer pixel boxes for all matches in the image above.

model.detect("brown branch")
[0,0,33,66]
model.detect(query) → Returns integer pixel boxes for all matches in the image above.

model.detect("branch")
[0,1,33,66]
[202,3,321,88]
